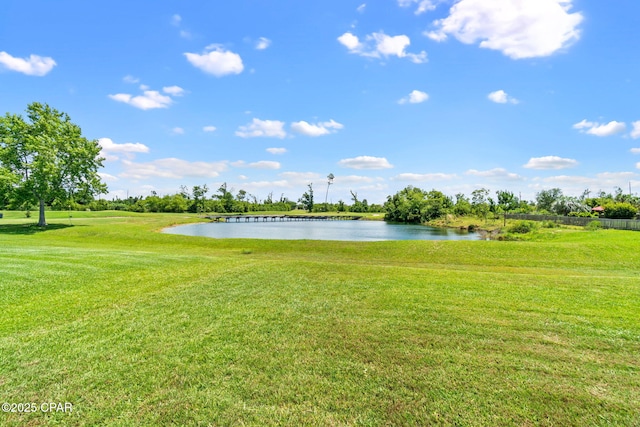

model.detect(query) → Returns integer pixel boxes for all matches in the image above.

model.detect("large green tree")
[299,183,314,212]
[191,184,209,213]
[496,190,519,213]
[535,188,562,212]
[214,182,234,212]
[383,186,452,223]
[471,188,490,220]
[0,102,106,226]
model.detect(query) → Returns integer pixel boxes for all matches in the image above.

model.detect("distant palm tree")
[325,173,334,204]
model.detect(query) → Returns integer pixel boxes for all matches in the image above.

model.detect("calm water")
[163,220,477,241]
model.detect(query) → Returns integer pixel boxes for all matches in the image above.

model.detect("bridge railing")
[204,214,363,222]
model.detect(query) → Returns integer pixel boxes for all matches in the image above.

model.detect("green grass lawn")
[0,212,638,426]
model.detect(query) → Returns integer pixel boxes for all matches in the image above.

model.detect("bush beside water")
[506,220,538,234]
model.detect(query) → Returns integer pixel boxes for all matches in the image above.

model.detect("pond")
[163,219,478,241]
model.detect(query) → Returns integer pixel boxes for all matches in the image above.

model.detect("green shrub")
[568,211,596,218]
[540,220,559,228]
[506,220,538,234]
[586,220,602,231]
[603,202,637,219]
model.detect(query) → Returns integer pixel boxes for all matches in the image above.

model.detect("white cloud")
[109,83,184,110]
[426,31,448,42]
[631,148,640,154]
[337,32,362,51]
[398,90,429,104]
[427,0,583,59]
[236,118,287,139]
[108,90,173,110]
[185,45,244,77]
[357,182,389,194]
[171,127,185,135]
[98,172,118,182]
[523,156,578,170]
[231,180,293,192]
[336,175,381,185]
[406,52,428,64]
[170,14,191,39]
[596,171,636,181]
[123,75,140,84]
[631,121,640,139]
[250,161,281,170]
[251,180,293,189]
[290,119,344,136]
[279,172,322,186]
[374,33,411,57]
[488,90,518,104]
[256,37,272,50]
[465,168,524,180]
[266,147,287,155]
[572,119,594,130]
[162,85,186,96]
[393,172,457,181]
[338,31,427,64]
[534,172,639,195]
[573,119,626,137]
[398,0,439,15]
[203,126,217,133]
[120,158,227,180]
[0,51,56,76]
[535,175,594,187]
[338,156,393,170]
[357,4,366,13]
[98,138,150,161]
[372,32,428,63]
[280,172,320,180]
[588,122,626,137]
[231,160,281,170]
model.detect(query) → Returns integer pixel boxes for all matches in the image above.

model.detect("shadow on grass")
[0,223,77,235]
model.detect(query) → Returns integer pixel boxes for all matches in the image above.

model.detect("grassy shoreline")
[1,211,638,425]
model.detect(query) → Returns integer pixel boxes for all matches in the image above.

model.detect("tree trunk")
[38,198,47,227]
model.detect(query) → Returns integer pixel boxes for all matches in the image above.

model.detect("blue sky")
[2,0,639,204]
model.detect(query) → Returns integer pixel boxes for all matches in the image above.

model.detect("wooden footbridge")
[204,214,362,223]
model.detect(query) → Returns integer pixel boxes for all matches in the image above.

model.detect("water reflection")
[163,220,477,241]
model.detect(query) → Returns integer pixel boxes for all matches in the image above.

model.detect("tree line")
[19,182,386,215]
[382,186,639,222]
[1,102,638,225]
[3,181,635,221]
